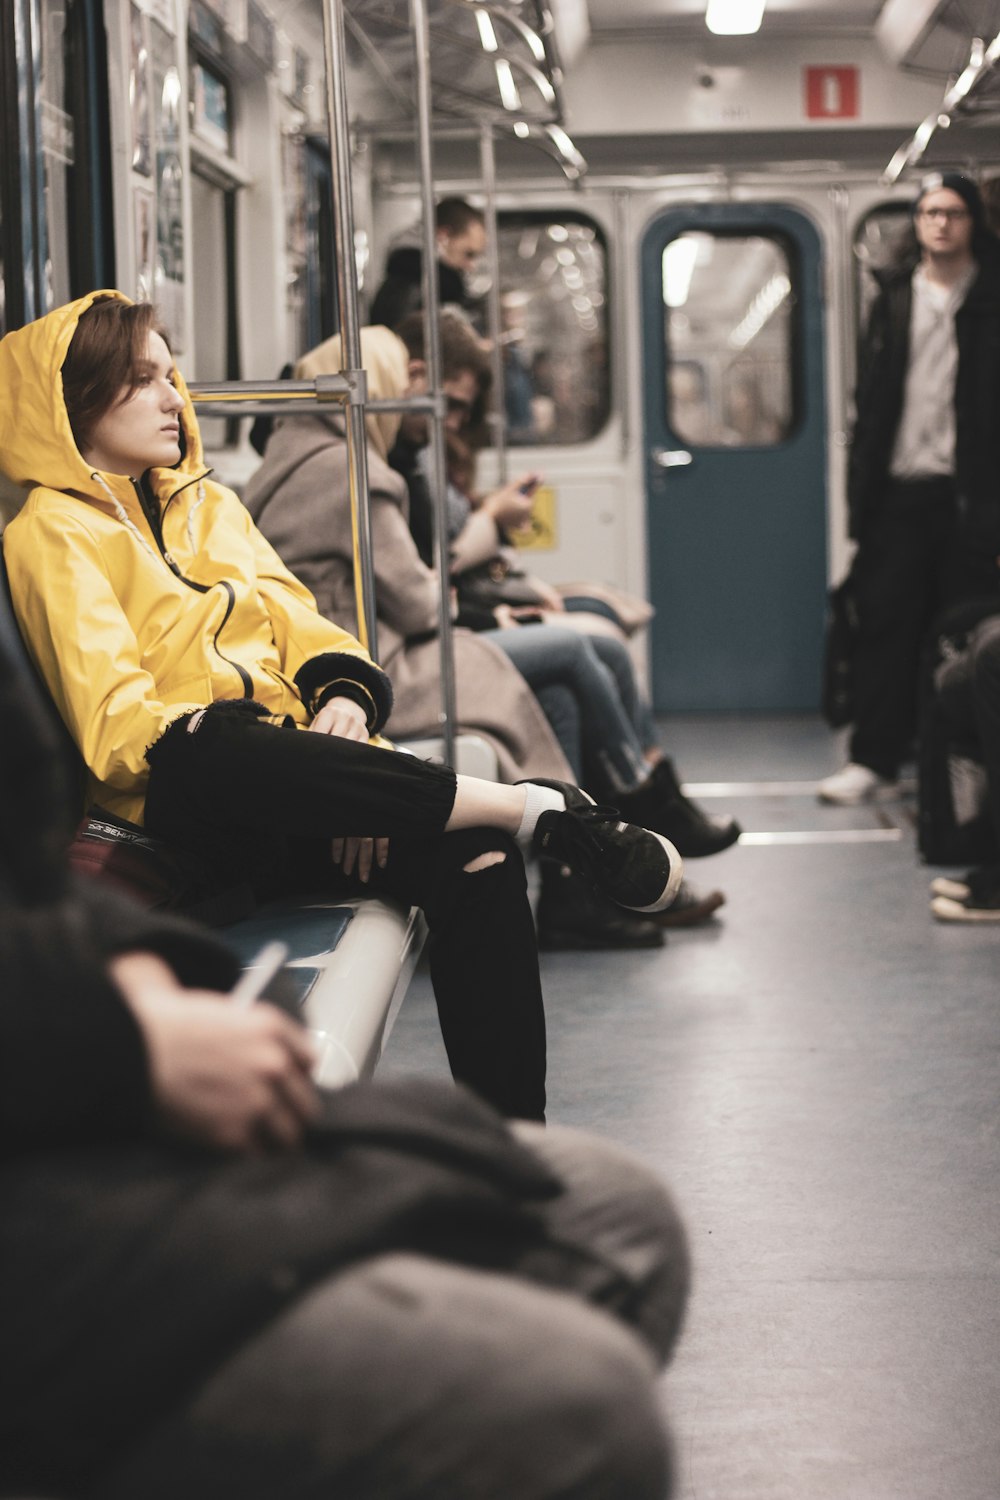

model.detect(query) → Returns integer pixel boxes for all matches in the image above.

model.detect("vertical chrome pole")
[410,0,456,765]
[480,121,508,483]
[320,0,378,658]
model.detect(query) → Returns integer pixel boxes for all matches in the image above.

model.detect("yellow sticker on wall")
[510,484,556,551]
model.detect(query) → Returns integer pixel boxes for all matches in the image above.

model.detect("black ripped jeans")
[145,705,546,1120]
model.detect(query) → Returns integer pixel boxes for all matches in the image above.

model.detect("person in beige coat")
[243,326,570,789]
[243,326,668,950]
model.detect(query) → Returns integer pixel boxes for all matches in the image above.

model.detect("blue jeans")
[482,624,652,794]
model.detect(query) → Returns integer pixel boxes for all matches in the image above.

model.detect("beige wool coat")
[242,409,572,786]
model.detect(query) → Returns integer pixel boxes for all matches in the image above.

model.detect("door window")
[663,232,794,448]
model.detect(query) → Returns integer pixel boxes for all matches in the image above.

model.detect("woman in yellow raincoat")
[0,291,681,1120]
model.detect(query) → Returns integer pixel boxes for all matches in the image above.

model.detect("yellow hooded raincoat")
[0,291,391,826]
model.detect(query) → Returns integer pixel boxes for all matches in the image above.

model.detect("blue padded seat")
[223,898,356,1006]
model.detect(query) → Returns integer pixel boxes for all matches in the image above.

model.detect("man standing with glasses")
[820,172,1000,805]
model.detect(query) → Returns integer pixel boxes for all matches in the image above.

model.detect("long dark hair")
[62,298,166,454]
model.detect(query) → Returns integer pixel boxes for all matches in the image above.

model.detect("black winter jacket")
[848,243,1000,548]
[0,610,562,1492]
[370,244,476,330]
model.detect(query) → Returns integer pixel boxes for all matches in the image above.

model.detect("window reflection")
[496,213,610,446]
[853,204,912,332]
[664,232,793,448]
[40,0,73,312]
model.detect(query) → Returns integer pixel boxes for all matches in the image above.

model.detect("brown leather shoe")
[646,879,725,928]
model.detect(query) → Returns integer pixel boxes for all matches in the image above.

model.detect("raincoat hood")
[295,326,409,460]
[0,290,204,499]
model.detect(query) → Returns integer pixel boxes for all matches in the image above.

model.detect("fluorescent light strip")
[494,58,521,111]
[706,0,765,36]
[475,7,498,52]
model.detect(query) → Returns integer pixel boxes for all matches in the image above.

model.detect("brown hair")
[394,309,491,391]
[62,298,167,453]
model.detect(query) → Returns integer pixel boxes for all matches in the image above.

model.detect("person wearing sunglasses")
[820,171,1000,807]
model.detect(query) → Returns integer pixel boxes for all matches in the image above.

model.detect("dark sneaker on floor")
[526,779,683,914]
[648,879,725,929]
[537,866,665,951]
[615,759,741,859]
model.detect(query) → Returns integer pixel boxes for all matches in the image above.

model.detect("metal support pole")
[321,0,378,659]
[479,121,508,484]
[410,0,456,765]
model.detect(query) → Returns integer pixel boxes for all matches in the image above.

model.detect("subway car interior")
[2,0,1000,1495]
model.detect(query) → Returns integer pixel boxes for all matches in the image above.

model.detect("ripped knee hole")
[462,850,508,874]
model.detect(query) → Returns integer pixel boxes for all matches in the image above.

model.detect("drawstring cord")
[186,482,206,553]
[90,472,158,562]
[90,472,206,561]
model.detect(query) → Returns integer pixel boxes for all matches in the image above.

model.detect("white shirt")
[889,260,977,480]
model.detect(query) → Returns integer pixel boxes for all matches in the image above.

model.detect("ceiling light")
[705,0,765,36]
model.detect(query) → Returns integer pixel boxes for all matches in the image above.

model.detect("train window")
[495,213,610,446]
[149,18,184,346]
[282,130,337,358]
[854,203,913,332]
[663,232,793,448]
[187,42,241,445]
[35,0,75,313]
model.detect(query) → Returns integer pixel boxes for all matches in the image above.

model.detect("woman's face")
[81,330,185,477]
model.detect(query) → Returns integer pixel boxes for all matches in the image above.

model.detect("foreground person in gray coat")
[0,615,690,1500]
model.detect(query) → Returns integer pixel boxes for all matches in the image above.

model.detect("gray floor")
[381,715,1000,1500]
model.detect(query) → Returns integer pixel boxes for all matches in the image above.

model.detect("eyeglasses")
[446,395,473,420]
[917,207,971,223]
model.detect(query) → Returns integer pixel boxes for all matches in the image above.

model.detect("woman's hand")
[111,952,320,1152]
[483,477,538,533]
[310,695,370,742]
[331,835,389,883]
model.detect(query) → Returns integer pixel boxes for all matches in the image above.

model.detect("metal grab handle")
[651,448,694,468]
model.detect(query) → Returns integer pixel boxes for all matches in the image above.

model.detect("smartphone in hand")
[518,474,541,496]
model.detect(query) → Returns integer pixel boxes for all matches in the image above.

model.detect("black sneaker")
[524,779,684,914]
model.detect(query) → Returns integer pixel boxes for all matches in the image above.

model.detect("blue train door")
[641,203,828,711]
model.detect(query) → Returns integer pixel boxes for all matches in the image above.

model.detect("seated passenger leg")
[364,827,547,1121]
[90,1251,674,1500]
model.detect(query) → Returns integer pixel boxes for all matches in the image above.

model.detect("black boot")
[536,863,665,951]
[614,758,741,859]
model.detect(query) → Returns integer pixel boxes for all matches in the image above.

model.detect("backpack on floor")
[917,601,1000,867]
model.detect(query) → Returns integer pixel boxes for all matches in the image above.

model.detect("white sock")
[515,783,568,851]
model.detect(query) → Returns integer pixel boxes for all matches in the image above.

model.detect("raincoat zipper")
[132,476,254,698]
